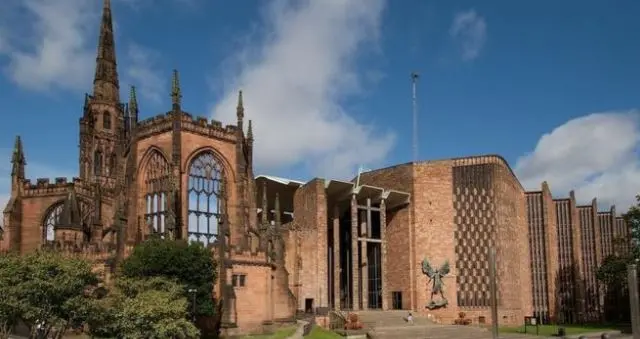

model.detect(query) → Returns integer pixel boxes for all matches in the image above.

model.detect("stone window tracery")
[43,200,92,242]
[144,150,171,236]
[187,151,224,246]
[94,150,103,176]
[103,111,111,130]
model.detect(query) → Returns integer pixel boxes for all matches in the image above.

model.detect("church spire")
[93,0,120,103]
[247,120,253,141]
[236,90,244,121]
[171,69,182,107]
[129,86,138,119]
[11,135,25,179]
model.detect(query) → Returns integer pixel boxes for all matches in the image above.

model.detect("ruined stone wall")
[292,179,328,311]
[228,251,273,334]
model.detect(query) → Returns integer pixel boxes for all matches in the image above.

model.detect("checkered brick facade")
[453,164,497,308]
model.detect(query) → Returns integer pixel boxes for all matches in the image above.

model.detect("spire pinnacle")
[261,181,268,225]
[274,192,281,226]
[236,90,245,120]
[247,120,253,140]
[93,0,120,102]
[171,69,181,106]
[11,136,25,178]
[128,85,138,116]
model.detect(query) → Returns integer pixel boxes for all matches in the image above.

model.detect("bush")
[120,238,217,316]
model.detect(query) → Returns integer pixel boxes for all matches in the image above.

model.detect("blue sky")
[0,0,639,210]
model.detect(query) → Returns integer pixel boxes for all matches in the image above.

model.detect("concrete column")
[361,240,368,310]
[350,194,360,310]
[333,206,340,310]
[380,198,388,310]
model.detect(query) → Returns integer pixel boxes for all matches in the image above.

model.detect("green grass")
[499,324,619,336]
[303,326,343,339]
[241,325,298,339]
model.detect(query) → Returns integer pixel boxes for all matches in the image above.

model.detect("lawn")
[499,324,619,336]
[241,325,298,339]
[303,326,343,339]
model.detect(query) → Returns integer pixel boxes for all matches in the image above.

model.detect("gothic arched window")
[43,204,63,242]
[103,111,112,130]
[144,150,171,236]
[94,150,103,176]
[42,200,92,242]
[187,151,224,246]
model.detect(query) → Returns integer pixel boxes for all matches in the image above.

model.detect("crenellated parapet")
[20,177,101,201]
[136,111,240,143]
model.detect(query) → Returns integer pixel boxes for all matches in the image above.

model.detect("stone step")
[368,325,491,339]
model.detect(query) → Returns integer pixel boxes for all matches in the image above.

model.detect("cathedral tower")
[79,0,124,189]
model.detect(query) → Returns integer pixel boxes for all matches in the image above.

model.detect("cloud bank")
[515,111,640,212]
[211,0,395,179]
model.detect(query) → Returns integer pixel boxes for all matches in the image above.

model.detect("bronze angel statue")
[422,258,450,309]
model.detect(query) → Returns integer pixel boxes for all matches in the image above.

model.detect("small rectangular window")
[232,274,247,287]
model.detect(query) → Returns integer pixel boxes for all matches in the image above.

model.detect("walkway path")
[285,319,309,339]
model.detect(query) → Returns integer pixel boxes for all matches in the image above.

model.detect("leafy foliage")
[596,254,631,287]
[88,276,200,339]
[0,250,99,339]
[625,194,640,258]
[596,195,640,322]
[0,253,26,339]
[120,238,217,316]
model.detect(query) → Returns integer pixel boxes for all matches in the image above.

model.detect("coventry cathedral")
[0,0,634,335]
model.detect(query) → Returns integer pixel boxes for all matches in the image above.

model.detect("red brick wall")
[229,252,273,333]
[357,164,413,310]
[542,182,559,321]
[292,178,328,311]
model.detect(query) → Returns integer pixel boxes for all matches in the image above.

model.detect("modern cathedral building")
[0,0,632,335]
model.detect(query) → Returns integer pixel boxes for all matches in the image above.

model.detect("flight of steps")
[356,311,526,339]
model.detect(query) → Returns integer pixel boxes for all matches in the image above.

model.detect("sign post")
[524,316,539,335]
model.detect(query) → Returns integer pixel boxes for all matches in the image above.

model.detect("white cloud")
[123,43,165,104]
[515,111,640,212]
[0,0,98,91]
[0,0,166,99]
[211,0,394,180]
[449,9,487,61]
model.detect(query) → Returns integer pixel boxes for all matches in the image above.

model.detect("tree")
[89,276,200,339]
[0,254,26,339]
[0,250,99,339]
[596,195,640,322]
[625,194,640,258]
[120,238,217,316]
